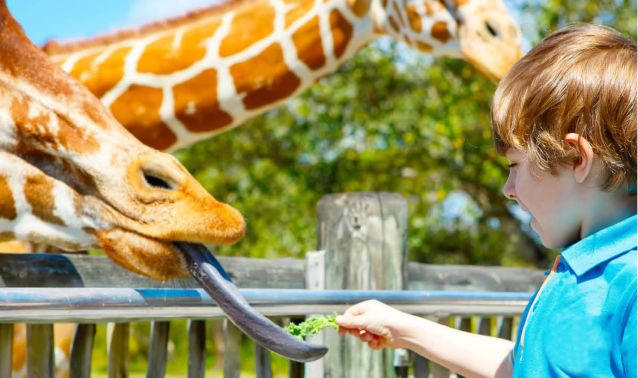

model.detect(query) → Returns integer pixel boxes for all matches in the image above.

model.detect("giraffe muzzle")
[174,241,328,362]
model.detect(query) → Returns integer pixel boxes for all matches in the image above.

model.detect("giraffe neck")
[47,0,459,151]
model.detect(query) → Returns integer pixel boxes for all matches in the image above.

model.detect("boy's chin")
[540,238,563,250]
[538,230,579,250]
[533,221,561,249]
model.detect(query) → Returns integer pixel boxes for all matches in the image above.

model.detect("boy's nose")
[502,178,516,200]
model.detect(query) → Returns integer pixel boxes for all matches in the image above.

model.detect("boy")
[336,24,637,377]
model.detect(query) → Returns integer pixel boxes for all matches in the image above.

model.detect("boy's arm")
[337,300,514,378]
[399,312,514,378]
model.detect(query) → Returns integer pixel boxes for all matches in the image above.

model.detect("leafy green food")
[285,314,339,340]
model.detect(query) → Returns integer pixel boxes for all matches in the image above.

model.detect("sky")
[7,0,530,48]
[6,0,222,46]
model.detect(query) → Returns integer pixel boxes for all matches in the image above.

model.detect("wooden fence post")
[317,192,408,378]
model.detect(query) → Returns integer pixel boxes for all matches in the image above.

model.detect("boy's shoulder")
[612,247,637,275]
[605,247,637,303]
[603,247,638,283]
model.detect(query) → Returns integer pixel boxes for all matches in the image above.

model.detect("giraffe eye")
[485,21,499,38]
[142,171,175,190]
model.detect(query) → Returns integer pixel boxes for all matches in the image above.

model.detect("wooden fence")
[0,193,545,377]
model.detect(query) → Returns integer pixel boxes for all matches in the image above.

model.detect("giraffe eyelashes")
[142,171,176,190]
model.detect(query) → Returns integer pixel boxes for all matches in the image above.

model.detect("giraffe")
[2,0,520,255]
[42,0,522,152]
[0,2,326,376]
[5,0,522,374]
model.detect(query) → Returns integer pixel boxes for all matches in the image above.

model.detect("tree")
[175,1,636,268]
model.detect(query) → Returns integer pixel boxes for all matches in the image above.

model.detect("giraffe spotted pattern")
[46,0,522,152]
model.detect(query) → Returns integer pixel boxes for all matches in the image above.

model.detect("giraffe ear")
[347,0,372,17]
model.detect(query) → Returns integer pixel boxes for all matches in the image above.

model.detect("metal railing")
[0,288,531,322]
[0,287,532,378]
[0,251,542,378]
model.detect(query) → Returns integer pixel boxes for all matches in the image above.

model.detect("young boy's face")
[502,149,582,249]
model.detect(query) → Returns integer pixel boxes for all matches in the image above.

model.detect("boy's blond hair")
[491,24,636,191]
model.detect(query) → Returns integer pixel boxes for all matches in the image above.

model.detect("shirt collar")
[561,214,637,277]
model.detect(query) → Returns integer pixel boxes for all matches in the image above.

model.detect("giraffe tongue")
[174,241,328,362]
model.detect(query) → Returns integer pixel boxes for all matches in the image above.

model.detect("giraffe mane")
[41,0,255,54]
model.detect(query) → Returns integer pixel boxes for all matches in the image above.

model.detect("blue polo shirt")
[512,214,637,377]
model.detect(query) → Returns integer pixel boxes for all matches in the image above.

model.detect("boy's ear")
[563,133,595,184]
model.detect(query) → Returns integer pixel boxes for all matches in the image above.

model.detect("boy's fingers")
[338,327,360,338]
[342,301,370,317]
[336,313,369,330]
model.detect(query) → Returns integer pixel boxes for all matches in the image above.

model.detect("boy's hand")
[336,300,407,350]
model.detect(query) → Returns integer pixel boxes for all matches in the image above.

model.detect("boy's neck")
[580,191,636,239]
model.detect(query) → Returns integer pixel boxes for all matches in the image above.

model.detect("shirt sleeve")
[621,296,636,378]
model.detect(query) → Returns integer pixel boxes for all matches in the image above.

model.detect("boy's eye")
[507,163,518,168]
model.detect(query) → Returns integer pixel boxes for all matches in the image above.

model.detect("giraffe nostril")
[142,171,175,190]
[485,21,499,38]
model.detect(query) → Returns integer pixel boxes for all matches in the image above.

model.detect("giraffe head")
[447,0,523,80]
[368,0,522,80]
[0,1,245,280]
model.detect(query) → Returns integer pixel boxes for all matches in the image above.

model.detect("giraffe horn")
[174,242,329,362]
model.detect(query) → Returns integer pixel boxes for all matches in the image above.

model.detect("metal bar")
[70,323,96,378]
[413,354,429,378]
[27,324,54,378]
[430,317,451,378]
[287,316,304,378]
[147,321,170,378]
[108,323,129,378]
[254,343,272,378]
[0,289,532,322]
[304,251,325,378]
[289,358,303,378]
[223,319,241,378]
[478,317,492,336]
[187,320,206,378]
[497,316,514,340]
[393,348,410,378]
[0,323,13,378]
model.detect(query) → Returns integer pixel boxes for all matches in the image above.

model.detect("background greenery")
[96,0,637,375]
[174,0,636,268]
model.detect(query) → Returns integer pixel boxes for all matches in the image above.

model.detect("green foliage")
[285,314,339,340]
[517,0,636,44]
[174,2,635,268]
